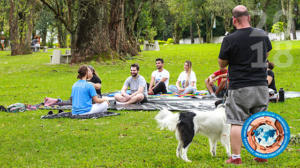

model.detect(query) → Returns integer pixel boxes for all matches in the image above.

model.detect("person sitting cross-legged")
[168,60,197,94]
[205,68,228,98]
[148,58,170,95]
[71,65,109,116]
[114,63,148,104]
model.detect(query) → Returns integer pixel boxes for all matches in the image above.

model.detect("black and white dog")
[155,105,231,162]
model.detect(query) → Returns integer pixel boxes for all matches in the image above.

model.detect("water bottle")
[278,88,285,102]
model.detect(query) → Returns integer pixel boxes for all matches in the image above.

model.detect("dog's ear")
[215,100,223,107]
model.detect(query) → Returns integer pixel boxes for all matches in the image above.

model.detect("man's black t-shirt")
[88,75,102,97]
[219,27,272,89]
[267,70,277,93]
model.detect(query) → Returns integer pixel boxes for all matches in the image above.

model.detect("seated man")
[148,58,170,95]
[115,63,148,104]
[205,69,228,98]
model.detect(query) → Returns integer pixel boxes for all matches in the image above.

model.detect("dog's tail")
[155,108,179,131]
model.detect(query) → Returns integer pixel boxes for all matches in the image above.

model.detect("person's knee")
[114,94,121,99]
[137,93,144,100]
[205,78,209,84]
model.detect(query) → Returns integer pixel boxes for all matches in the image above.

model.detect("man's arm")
[149,76,155,91]
[131,86,144,97]
[153,77,168,88]
[121,85,128,96]
[209,74,215,82]
[92,96,108,104]
[267,76,273,85]
[217,73,227,78]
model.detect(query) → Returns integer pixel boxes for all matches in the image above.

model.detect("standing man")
[115,63,148,104]
[148,58,170,95]
[218,5,272,165]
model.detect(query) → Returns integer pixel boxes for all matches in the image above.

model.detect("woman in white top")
[168,60,197,94]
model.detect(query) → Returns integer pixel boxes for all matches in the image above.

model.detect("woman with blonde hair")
[168,60,197,94]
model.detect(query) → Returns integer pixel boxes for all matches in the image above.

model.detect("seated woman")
[87,65,102,97]
[71,65,109,115]
[47,65,103,106]
[267,60,277,93]
[168,60,197,94]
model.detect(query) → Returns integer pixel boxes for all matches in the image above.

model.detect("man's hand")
[148,88,154,95]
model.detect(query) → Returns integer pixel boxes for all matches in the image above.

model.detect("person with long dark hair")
[87,65,102,97]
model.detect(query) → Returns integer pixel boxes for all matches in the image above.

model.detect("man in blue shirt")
[71,65,109,115]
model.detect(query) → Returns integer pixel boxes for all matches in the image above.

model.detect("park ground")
[0,41,299,167]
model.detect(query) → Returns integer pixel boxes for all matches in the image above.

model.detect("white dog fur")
[155,105,231,162]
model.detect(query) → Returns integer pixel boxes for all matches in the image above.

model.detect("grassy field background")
[0,41,299,167]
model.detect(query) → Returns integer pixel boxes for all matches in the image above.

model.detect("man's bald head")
[232,5,249,18]
[232,5,251,28]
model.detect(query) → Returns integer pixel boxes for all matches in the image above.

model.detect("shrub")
[166,38,174,44]
[271,22,286,34]
[157,40,167,45]
[138,39,144,45]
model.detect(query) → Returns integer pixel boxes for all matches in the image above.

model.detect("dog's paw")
[183,159,192,162]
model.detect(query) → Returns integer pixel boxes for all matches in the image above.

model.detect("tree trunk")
[283,0,294,40]
[109,0,138,57]
[196,23,202,43]
[57,22,67,48]
[190,24,194,44]
[41,27,47,46]
[72,0,111,63]
[9,0,33,55]
[173,23,181,44]
[205,17,212,43]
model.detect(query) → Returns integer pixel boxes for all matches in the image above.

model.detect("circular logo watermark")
[242,111,290,159]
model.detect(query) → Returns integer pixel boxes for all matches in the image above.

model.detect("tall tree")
[9,0,37,55]
[281,0,295,40]
[35,6,55,46]
[167,0,190,44]
[40,0,142,63]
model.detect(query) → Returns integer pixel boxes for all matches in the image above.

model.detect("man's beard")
[131,73,138,77]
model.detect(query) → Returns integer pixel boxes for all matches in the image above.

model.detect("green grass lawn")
[0,41,299,167]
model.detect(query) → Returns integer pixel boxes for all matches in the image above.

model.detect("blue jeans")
[168,85,196,94]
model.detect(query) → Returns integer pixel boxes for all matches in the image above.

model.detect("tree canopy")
[0,0,298,62]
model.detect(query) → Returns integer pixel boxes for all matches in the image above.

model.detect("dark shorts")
[225,86,269,125]
[212,85,227,98]
[140,95,148,104]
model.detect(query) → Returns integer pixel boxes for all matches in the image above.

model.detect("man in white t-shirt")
[148,58,170,95]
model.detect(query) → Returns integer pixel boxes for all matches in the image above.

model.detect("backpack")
[7,103,26,113]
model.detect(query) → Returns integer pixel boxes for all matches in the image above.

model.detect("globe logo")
[242,111,290,159]
[254,124,277,148]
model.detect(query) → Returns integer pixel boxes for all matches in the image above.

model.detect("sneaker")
[253,157,268,163]
[226,157,242,165]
